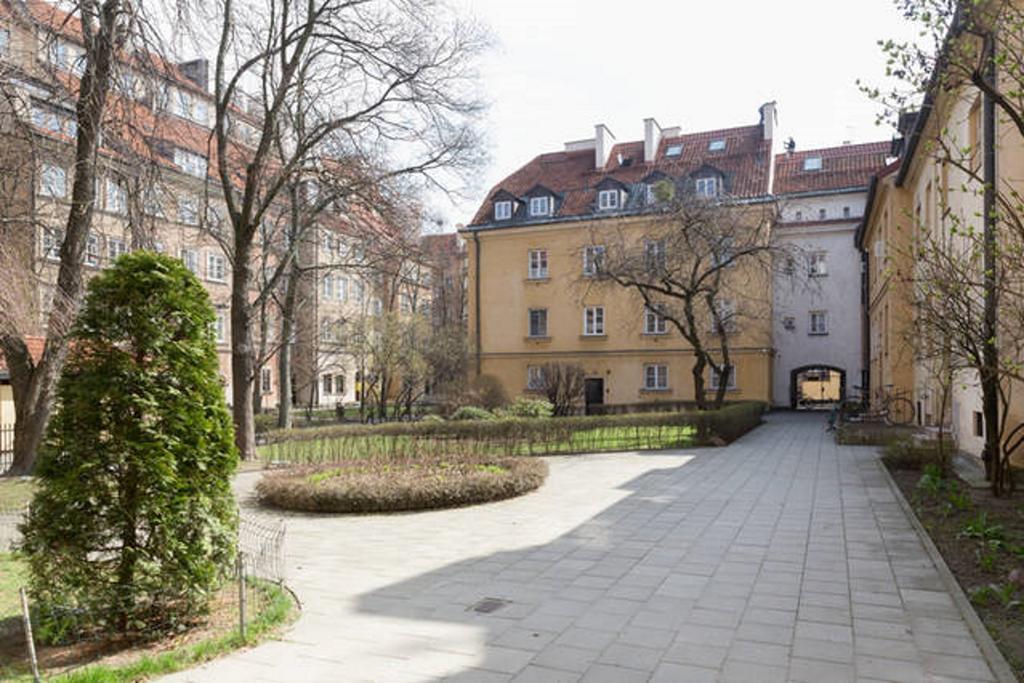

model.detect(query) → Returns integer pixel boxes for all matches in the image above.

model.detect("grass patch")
[258,454,548,513]
[0,479,35,509]
[0,551,296,682]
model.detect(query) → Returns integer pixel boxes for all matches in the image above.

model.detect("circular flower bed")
[256,456,548,513]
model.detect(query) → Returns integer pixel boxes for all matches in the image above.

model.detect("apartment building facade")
[772,142,891,408]
[462,104,781,410]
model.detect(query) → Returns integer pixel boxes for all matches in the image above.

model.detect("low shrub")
[883,436,954,472]
[420,414,446,424]
[256,455,548,513]
[467,375,509,411]
[450,406,495,421]
[498,398,554,419]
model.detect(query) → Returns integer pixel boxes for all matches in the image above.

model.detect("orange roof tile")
[773,141,892,195]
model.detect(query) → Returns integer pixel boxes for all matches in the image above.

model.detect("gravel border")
[876,458,1017,683]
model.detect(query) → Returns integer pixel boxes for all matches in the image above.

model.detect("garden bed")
[886,467,1024,678]
[257,454,548,513]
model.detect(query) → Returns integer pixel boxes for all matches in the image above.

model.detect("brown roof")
[469,122,773,226]
[0,336,45,376]
[773,141,891,195]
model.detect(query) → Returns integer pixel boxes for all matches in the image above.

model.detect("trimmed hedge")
[257,456,548,513]
[260,401,766,465]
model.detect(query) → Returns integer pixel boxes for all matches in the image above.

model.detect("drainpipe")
[472,230,482,377]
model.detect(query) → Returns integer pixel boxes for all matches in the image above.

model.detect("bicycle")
[847,385,915,426]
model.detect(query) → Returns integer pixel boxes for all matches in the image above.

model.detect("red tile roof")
[469,122,772,226]
[0,336,45,375]
[773,141,892,195]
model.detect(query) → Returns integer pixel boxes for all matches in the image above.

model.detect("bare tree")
[538,363,585,417]
[598,193,783,411]
[203,0,486,458]
[866,0,1024,493]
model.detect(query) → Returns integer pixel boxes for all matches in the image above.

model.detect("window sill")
[808,332,829,336]
[525,277,550,284]
[525,336,551,343]
[642,332,669,338]
[580,334,607,341]
[640,388,672,394]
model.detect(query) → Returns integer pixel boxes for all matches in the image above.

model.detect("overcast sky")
[434,0,919,230]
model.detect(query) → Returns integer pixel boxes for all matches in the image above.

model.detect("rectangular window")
[583,245,605,276]
[40,163,67,198]
[107,237,127,261]
[528,249,548,279]
[31,104,61,134]
[527,365,546,391]
[529,196,550,217]
[809,310,829,335]
[528,308,548,338]
[494,200,512,220]
[843,206,851,219]
[695,177,719,198]
[808,252,828,277]
[322,275,334,299]
[180,248,199,274]
[713,236,734,267]
[597,189,619,210]
[41,228,62,261]
[143,188,165,217]
[665,144,683,157]
[713,299,736,334]
[583,306,605,336]
[322,374,333,396]
[644,305,667,335]
[708,139,726,151]
[86,233,99,266]
[335,276,347,301]
[803,157,823,171]
[105,178,127,215]
[644,239,666,272]
[643,364,668,390]
[261,367,272,394]
[178,196,199,225]
[213,311,227,343]
[207,252,226,282]
[174,148,208,178]
[0,28,9,54]
[973,411,984,437]
[710,364,737,390]
[818,208,827,220]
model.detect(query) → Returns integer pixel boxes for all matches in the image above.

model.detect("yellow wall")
[463,210,775,406]
[0,385,13,425]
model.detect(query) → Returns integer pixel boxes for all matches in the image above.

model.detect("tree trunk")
[276,270,298,430]
[231,244,257,460]
[692,354,708,411]
[4,366,56,476]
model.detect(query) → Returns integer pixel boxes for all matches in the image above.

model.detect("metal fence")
[238,513,287,584]
[1,424,13,474]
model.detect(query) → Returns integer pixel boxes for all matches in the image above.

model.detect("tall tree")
[205,0,485,457]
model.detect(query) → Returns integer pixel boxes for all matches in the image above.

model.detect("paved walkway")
[164,413,1002,682]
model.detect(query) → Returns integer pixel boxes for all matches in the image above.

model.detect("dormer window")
[665,144,683,158]
[695,176,719,198]
[804,157,823,171]
[529,196,551,217]
[494,200,512,221]
[708,140,726,152]
[598,189,620,211]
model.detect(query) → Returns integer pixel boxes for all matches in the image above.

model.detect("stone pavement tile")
[795,620,853,644]
[615,625,675,649]
[854,635,921,661]
[747,593,799,611]
[800,591,850,609]
[509,665,578,683]
[853,617,914,641]
[579,663,650,682]
[921,652,996,681]
[649,662,718,683]
[908,615,972,638]
[572,609,632,633]
[552,627,616,651]
[688,606,742,628]
[798,604,852,625]
[851,602,906,623]
[531,644,600,674]
[913,631,984,658]
[855,654,928,682]
[735,618,794,646]
[491,628,560,652]
[720,659,788,683]
[741,606,796,627]
[673,623,737,646]
[787,657,856,683]
[595,642,663,671]
[727,639,790,667]
[790,637,854,664]
[450,669,513,683]
[661,641,728,668]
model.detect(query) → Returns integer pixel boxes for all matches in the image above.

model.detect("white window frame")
[583,245,605,276]
[597,189,620,211]
[808,251,828,277]
[809,310,829,335]
[177,196,199,225]
[42,227,63,261]
[213,311,227,343]
[105,178,127,215]
[643,363,669,391]
[644,239,666,272]
[710,364,737,391]
[173,147,208,178]
[695,176,719,198]
[527,365,546,391]
[528,308,548,338]
[644,305,667,335]
[207,252,227,283]
[494,200,512,221]
[665,144,683,157]
[528,249,548,279]
[180,248,199,274]
[261,367,273,395]
[583,306,605,336]
[322,373,334,395]
[86,233,99,266]
[40,163,67,198]
[713,299,736,334]
[107,237,127,261]
[803,157,823,171]
[529,196,550,217]
[708,139,726,151]
[322,275,334,299]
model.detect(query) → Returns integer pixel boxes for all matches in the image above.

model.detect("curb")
[877,459,1018,683]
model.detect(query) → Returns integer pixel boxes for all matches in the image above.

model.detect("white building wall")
[773,192,866,407]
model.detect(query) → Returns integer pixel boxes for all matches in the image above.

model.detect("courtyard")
[163,413,1011,682]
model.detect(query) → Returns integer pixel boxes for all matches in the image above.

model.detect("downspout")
[472,230,482,377]
[981,31,999,482]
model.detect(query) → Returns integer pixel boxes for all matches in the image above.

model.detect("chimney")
[643,118,662,163]
[759,101,777,141]
[594,124,615,170]
[178,58,209,92]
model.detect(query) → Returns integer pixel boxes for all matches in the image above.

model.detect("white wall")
[773,193,866,406]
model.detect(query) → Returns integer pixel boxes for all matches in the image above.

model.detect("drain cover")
[469,598,511,614]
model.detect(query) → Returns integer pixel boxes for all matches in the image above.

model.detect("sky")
[434,0,921,230]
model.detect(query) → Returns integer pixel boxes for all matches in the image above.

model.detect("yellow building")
[461,105,779,411]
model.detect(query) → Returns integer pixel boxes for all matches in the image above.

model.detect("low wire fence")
[1,512,287,681]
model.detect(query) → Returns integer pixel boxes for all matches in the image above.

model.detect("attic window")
[494,200,512,221]
[529,196,551,217]
[708,140,726,152]
[804,157,823,171]
[695,177,719,198]
[598,189,620,211]
[665,144,683,158]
